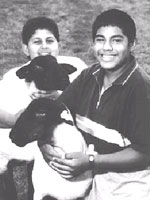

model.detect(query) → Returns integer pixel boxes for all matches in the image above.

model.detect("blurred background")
[0,0,150,77]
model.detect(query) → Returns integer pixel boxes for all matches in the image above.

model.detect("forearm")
[94,147,150,172]
[0,109,20,128]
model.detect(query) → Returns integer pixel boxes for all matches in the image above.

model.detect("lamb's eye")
[34,65,43,71]
[35,112,46,118]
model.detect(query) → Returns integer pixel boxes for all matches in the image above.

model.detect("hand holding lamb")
[9,98,92,200]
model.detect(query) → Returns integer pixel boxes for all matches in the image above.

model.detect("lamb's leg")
[27,160,34,200]
[0,174,7,200]
[0,168,18,200]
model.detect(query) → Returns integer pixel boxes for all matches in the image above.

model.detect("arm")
[47,145,150,179]
[94,146,150,172]
[0,109,23,128]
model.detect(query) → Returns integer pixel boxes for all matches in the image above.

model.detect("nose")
[103,40,112,50]
[38,41,50,55]
[41,41,48,48]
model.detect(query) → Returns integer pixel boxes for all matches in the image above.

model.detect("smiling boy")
[40,9,150,200]
[0,16,87,200]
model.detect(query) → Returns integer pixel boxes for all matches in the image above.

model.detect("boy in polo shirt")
[40,9,150,200]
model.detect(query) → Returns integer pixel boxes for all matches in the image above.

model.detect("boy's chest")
[76,81,131,132]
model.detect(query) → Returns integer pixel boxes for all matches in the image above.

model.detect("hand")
[39,144,61,163]
[50,152,90,179]
[30,90,62,100]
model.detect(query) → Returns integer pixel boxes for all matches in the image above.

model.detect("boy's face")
[93,26,132,71]
[23,29,59,60]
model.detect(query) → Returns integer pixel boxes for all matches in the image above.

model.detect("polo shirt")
[59,56,150,155]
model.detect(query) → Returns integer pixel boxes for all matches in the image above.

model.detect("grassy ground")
[0,0,150,199]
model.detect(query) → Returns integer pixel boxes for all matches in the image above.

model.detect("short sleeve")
[129,83,150,153]
[0,67,31,113]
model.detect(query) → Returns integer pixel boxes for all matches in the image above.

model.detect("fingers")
[30,90,47,99]
[53,157,73,166]
[50,160,71,171]
[39,144,61,163]
[65,152,82,159]
[30,90,61,99]
[49,161,74,179]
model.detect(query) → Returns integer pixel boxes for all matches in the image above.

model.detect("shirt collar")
[92,56,138,86]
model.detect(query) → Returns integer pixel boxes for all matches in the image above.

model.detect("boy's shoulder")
[2,62,30,80]
[57,56,87,71]
[81,62,100,76]
[57,56,88,82]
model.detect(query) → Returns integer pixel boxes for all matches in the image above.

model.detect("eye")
[35,112,46,118]
[95,37,105,43]
[33,40,42,45]
[34,65,43,71]
[112,37,123,43]
[46,38,55,44]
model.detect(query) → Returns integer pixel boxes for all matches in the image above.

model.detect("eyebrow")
[95,34,124,38]
[111,35,124,38]
[32,36,55,40]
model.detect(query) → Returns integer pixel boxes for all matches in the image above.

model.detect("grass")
[0,0,150,199]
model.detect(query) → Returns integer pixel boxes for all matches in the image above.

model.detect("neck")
[103,56,132,89]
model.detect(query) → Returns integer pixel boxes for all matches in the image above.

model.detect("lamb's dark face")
[9,98,66,147]
[16,55,76,91]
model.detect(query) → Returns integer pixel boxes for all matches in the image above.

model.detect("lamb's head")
[9,98,74,147]
[16,55,76,91]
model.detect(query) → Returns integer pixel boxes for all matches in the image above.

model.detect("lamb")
[9,98,92,200]
[0,54,81,199]
[16,54,77,91]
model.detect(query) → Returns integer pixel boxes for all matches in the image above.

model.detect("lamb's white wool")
[57,56,87,82]
[0,130,35,173]
[32,122,92,200]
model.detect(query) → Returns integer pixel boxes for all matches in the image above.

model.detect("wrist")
[87,144,97,169]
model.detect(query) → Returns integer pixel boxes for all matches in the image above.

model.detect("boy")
[40,9,150,200]
[0,16,87,200]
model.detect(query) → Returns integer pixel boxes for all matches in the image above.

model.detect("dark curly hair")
[22,16,59,45]
[92,9,136,44]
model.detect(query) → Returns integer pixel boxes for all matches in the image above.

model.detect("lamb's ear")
[16,65,31,79]
[60,64,77,75]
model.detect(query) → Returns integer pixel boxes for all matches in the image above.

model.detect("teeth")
[102,55,115,61]
[40,53,50,56]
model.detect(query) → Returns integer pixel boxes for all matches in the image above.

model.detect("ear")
[129,39,136,51]
[61,64,77,75]
[16,65,30,79]
[22,44,30,57]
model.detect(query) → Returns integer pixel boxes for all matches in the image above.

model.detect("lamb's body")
[9,99,92,200]
[33,123,92,200]
[0,130,35,173]
[0,118,92,200]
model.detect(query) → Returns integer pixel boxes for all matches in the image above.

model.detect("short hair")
[22,16,59,45]
[92,9,136,44]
